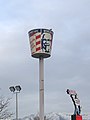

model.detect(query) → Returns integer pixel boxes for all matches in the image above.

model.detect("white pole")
[16,92,18,120]
[39,57,44,120]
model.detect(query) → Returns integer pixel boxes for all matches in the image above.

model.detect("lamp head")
[9,86,15,92]
[15,85,21,92]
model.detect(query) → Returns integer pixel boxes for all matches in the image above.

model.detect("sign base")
[71,115,82,120]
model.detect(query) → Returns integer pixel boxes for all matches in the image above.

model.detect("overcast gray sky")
[0,0,90,118]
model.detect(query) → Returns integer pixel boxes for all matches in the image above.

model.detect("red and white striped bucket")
[28,29,54,58]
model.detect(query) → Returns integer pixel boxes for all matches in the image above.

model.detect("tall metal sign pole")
[28,29,54,120]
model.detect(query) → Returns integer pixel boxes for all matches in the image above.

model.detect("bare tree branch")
[0,96,13,119]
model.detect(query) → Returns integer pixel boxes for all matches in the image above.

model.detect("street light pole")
[16,92,18,120]
[9,85,21,120]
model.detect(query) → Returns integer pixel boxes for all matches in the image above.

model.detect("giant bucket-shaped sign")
[28,29,54,58]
